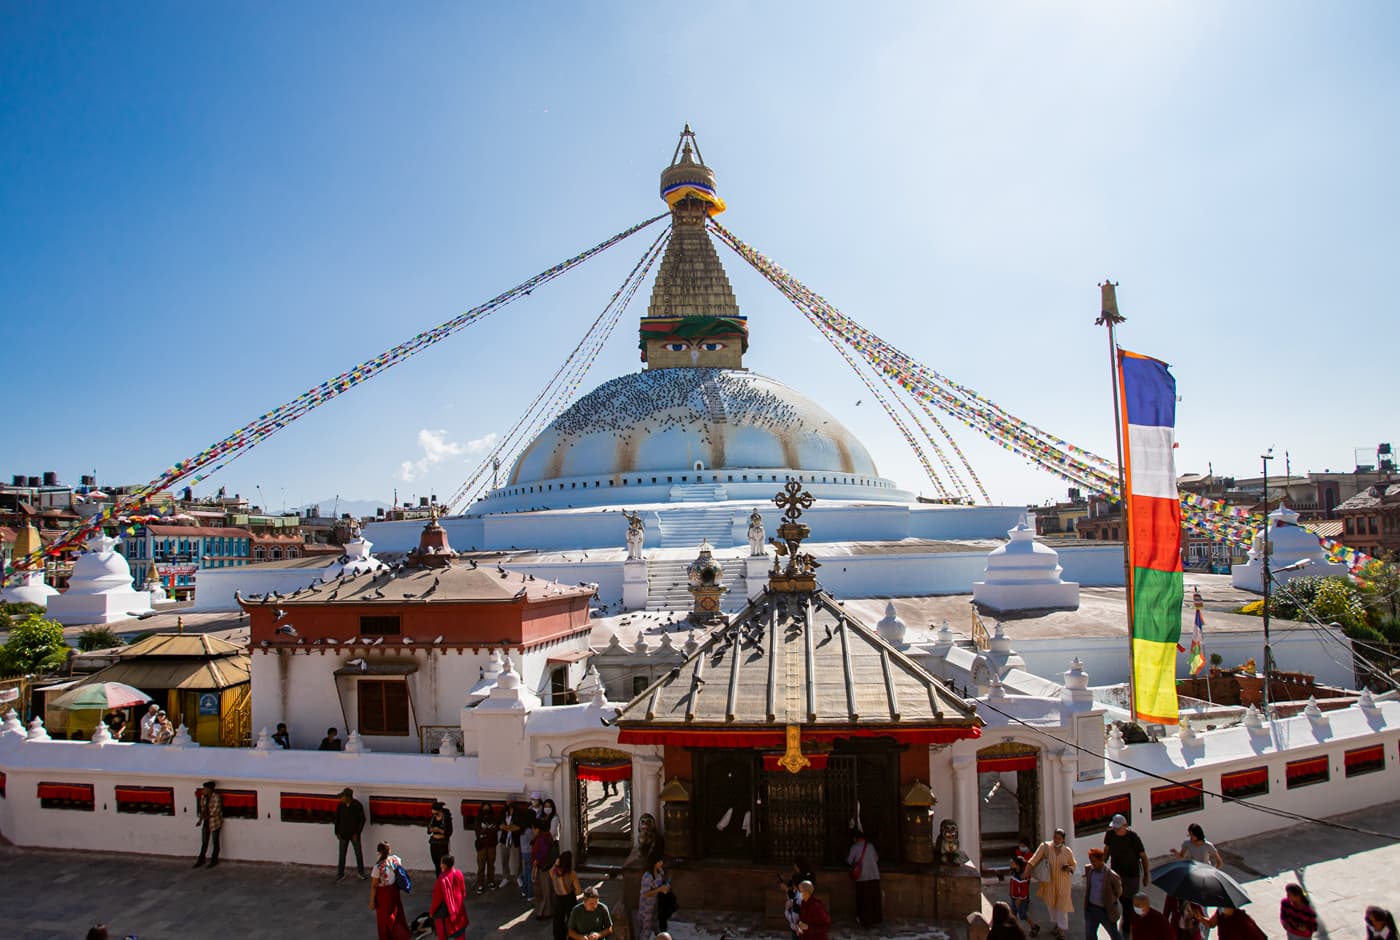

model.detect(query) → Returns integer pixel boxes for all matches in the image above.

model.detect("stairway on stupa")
[644,557,748,610]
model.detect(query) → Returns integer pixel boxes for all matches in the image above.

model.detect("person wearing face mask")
[1024,828,1077,940]
[1212,906,1265,940]
[541,797,560,838]
[1125,895,1171,940]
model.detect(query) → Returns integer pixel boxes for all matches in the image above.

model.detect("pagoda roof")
[238,562,595,607]
[611,587,981,747]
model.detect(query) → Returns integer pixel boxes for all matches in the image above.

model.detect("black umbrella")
[1151,859,1251,908]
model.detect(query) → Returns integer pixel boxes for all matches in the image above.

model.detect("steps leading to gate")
[666,483,729,503]
[657,506,734,546]
[645,557,749,611]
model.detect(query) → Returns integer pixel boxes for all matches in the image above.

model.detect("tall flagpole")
[1097,280,1136,720]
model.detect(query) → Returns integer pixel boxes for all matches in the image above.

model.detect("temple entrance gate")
[571,746,633,868]
[975,741,1040,876]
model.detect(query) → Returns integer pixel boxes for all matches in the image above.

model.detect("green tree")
[1357,554,1400,631]
[0,601,45,632]
[0,612,68,676]
[77,626,125,652]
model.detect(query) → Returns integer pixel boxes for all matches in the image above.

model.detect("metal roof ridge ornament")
[768,479,820,593]
[777,723,812,774]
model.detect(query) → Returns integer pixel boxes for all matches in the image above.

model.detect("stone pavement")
[5,802,1400,940]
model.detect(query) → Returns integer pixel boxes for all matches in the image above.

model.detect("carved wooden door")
[699,750,756,859]
[762,770,825,865]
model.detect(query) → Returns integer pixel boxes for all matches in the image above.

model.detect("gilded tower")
[640,125,748,370]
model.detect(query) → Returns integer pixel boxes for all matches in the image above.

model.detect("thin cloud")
[398,429,497,482]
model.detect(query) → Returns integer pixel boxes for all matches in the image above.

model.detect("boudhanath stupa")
[360,128,1120,606]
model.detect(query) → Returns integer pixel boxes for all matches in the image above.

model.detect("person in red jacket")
[794,881,830,940]
[1213,906,1267,940]
[430,854,469,940]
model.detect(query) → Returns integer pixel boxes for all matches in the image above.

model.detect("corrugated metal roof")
[612,588,980,733]
[117,633,243,659]
[83,655,250,691]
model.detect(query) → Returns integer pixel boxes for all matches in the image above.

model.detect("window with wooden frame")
[369,795,435,826]
[1285,754,1330,789]
[280,792,341,824]
[1073,793,1131,836]
[191,787,258,820]
[1220,766,1269,801]
[115,785,175,816]
[38,781,95,812]
[1344,744,1385,778]
[360,615,401,636]
[358,679,410,735]
[1150,779,1204,820]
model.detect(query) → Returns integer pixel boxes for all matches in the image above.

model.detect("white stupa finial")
[88,721,113,746]
[345,729,370,753]
[255,727,275,751]
[26,716,51,741]
[169,723,194,748]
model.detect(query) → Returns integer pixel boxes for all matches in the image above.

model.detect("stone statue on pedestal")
[624,510,644,561]
[747,509,766,556]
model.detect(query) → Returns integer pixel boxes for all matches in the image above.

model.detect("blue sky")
[3,2,1397,512]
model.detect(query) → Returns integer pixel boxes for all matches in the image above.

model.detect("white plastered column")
[951,752,980,869]
[1054,749,1077,836]
[633,752,663,843]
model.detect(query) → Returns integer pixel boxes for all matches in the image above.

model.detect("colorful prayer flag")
[1119,349,1183,725]
[1189,591,1206,677]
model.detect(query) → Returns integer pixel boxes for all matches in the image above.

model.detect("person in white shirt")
[139,704,160,743]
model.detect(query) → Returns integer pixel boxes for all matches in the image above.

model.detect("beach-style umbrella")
[1151,859,1251,908]
[51,681,151,711]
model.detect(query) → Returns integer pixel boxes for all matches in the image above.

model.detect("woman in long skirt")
[369,841,412,940]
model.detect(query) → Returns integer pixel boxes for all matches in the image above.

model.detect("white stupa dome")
[472,368,908,512]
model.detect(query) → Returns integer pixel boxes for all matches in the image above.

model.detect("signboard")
[157,564,198,577]
[198,693,219,716]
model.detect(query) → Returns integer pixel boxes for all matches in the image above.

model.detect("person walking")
[541,797,560,838]
[319,727,343,751]
[1164,897,1208,940]
[1365,907,1398,940]
[1125,895,1172,940]
[1103,813,1151,938]
[1212,906,1265,940]
[427,800,454,875]
[1082,848,1123,940]
[846,830,882,927]
[430,854,469,940]
[794,881,830,940]
[990,900,1029,940]
[1171,824,1222,867]
[549,850,583,940]
[532,818,556,919]
[638,855,672,940]
[567,885,614,940]
[474,802,500,893]
[1008,856,1038,936]
[1025,828,1077,940]
[193,779,222,869]
[334,787,368,883]
[369,841,412,940]
[1279,884,1317,940]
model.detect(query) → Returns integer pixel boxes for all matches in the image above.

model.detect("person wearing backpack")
[369,841,412,940]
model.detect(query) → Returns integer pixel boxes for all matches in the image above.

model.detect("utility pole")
[1260,448,1275,719]
[1096,279,1136,720]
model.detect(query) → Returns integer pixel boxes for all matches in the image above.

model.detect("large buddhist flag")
[1119,349,1182,725]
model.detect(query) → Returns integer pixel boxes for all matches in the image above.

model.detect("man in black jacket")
[334,787,367,883]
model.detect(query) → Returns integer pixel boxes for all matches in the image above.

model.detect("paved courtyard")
[5,802,1400,939]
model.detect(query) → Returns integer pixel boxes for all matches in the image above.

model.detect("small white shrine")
[0,525,58,608]
[46,534,154,625]
[972,520,1080,611]
[319,527,383,580]
[1231,504,1350,593]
